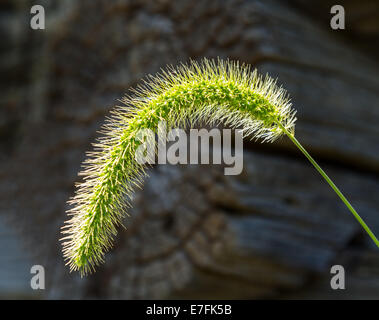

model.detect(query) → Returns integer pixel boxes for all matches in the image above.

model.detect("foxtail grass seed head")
[61,58,297,274]
[63,58,378,276]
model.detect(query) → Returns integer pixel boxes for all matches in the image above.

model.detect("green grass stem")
[280,123,379,247]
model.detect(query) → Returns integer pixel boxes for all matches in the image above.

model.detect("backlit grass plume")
[61,58,379,275]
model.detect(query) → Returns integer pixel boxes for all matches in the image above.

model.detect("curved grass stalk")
[61,58,378,275]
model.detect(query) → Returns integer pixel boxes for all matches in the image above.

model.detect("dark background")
[1,0,379,299]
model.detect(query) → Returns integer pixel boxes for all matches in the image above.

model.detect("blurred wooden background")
[1,0,379,299]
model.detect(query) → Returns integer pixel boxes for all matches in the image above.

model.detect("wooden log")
[1,0,379,299]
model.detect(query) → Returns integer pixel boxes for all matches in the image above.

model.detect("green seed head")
[61,58,297,275]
